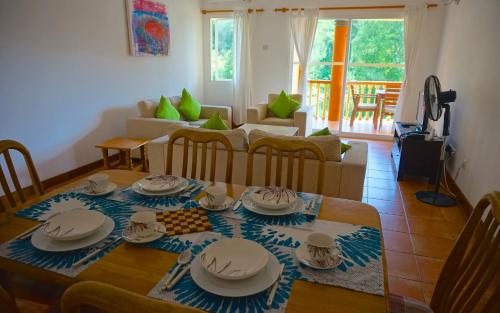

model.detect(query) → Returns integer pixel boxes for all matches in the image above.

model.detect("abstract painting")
[127,0,170,56]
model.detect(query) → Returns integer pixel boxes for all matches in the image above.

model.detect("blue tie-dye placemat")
[220,187,323,230]
[0,193,135,277]
[109,179,208,211]
[148,232,300,313]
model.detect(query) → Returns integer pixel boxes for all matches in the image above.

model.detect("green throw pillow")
[200,112,229,130]
[268,90,301,119]
[341,143,352,154]
[155,96,180,120]
[309,127,332,137]
[178,88,201,121]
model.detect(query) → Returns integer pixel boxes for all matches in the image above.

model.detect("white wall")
[435,0,500,206]
[0,0,203,187]
[201,0,444,121]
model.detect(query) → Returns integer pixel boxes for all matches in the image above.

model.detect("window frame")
[209,17,234,82]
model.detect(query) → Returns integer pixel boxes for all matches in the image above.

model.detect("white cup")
[129,211,157,238]
[87,174,109,193]
[205,187,227,208]
[305,232,339,263]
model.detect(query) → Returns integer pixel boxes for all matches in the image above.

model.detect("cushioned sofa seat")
[257,117,294,127]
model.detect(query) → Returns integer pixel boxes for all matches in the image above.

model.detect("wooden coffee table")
[238,123,299,136]
[95,137,150,171]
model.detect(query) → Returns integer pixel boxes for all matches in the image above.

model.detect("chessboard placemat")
[156,208,212,236]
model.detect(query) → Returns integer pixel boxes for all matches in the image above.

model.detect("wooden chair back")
[61,281,203,313]
[382,85,401,107]
[166,129,234,183]
[246,137,325,194]
[0,140,44,210]
[430,191,500,313]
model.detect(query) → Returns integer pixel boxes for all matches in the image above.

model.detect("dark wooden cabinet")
[391,122,443,183]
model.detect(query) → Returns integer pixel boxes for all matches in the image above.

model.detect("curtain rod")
[201,8,264,14]
[274,4,438,12]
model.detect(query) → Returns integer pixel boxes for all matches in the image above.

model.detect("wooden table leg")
[140,146,147,172]
[119,150,125,167]
[125,150,133,170]
[101,148,110,169]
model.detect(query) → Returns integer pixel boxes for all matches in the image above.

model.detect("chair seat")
[259,117,294,127]
[187,119,208,127]
[388,294,433,313]
[356,103,377,110]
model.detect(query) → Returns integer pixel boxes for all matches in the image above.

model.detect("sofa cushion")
[259,117,294,127]
[267,93,303,118]
[248,129,341,162]
[156,96,180,120]
[178,88,202,121]
[268,91,301,118]
[309,127,332,137]
[137,100,157,118]
[201,112,230,130]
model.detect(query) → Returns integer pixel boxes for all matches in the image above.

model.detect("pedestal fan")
[415,75,457,207]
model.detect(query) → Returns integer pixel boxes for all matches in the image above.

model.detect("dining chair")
[0,140,44,210]
[166,128,234,183]
[349,84,379,127]
[379,85,401,128]
[389,191,500,313]
[246,137,326,194]
[61,281,203,313]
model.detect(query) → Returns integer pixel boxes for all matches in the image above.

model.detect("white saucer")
[82,183,117,197]
[131,178,188,197]
[31,216,115,252]
[242,194,304,216]
[295,244,342,270]
[199,196,234,212]
[122,222,165,244]
[190,251,281,297]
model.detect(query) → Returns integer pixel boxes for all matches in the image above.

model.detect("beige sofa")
[131,96,233,131]
[247,94,313,136]
[141,125,368,201]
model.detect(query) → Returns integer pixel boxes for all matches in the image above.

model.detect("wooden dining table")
[0,170,388,313]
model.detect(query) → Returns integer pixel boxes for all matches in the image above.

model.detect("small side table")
[95,137,150,172]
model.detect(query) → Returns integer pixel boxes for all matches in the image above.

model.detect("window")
[210,18,234,81]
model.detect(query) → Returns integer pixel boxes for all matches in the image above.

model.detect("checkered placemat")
[156,208,212,236]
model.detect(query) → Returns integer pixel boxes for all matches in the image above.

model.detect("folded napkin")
[156,208,212,236]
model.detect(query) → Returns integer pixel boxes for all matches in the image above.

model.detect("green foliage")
[211,18,234,80]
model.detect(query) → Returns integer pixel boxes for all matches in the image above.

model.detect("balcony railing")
[307,80,403,121]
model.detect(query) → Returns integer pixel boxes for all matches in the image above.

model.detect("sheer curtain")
[290,8,319,100]
[232,10,254,126]
[395,3,427,122]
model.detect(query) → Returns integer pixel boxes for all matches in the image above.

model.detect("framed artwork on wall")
[126,0,170,56]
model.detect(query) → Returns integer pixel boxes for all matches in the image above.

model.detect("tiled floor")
[312,118,394,136]
[356,138,469,304]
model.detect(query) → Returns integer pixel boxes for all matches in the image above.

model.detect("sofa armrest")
[200,105,233,128]
[293,105,313,136]
[126,117,188,139]
[339,141,368,201]
[247,103,268,124]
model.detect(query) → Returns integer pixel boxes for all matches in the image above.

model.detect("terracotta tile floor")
[352,138,470,305]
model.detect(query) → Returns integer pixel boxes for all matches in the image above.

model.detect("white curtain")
[290,8,319,100]
[395,3,427,122]
[233,10,254,125]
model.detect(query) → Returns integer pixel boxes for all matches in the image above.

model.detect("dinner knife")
[266,263,285,307]
[72,236,122,268]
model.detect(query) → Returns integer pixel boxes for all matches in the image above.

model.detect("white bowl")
[42,208,106,241]
[250,187,298,210]
[199,238,269,281]
[138,175,182,192]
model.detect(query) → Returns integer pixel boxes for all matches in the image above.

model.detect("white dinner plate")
[122,222,165,244]
[42,208,106,241]
[131,178,188,197]
[200,238,269,280]
[199,196,234,212]
[250,187,298,210]
[191,251,281,297]
[242,194,304,216]
[294,244,342,270]
[32,216,115,252]
[82,183,117,197]
[137,175,183,192]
